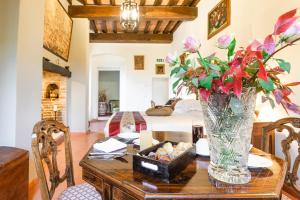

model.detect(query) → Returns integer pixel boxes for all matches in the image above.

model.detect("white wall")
[43,0,90,132]
[67,19,90,132]
[152,78,169,105]
[89,43,171,119]
[0,0,44,150]
[0,0,19,146]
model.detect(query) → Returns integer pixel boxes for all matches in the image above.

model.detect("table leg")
[103,182,112,200]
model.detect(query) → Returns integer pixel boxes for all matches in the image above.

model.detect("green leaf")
[227,38,236,59]
[258,77,275,92]
[208,63,221,71]
[224,76,233,83]
[181,64,188,71]
[175,68,186,77]
[191,77,199,88]
[245,64,259,75]
[263,94,275,108]
[262,50,269,60]
[276,59,291,73]
[170,67,180,77]
[197,58,209,71]
[210,72,220,78]
[268,97,276,108]
[172,79,181,93]
[185,59,191,66]
[200,76,213,89]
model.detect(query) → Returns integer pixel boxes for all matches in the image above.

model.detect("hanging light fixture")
[120,0,139,31]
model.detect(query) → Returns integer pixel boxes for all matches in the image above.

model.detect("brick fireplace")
[41,71,68,123]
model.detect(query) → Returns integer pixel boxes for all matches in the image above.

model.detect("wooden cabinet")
[0,146,29,200]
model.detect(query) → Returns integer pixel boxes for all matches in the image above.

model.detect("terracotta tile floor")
[29,132,104,200]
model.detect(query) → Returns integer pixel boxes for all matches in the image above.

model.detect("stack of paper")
[93,138,127,153]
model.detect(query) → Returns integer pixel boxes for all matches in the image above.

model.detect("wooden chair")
[262,117,300,199]
[32,120,101,200]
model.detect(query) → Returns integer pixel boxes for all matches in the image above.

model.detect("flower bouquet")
[167,9,300,184]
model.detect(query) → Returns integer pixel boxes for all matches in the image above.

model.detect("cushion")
[174,99,202,113]
[58,183,102,200]
[281,194,291,200]
[165,98,182,110]
[146,106,173,116]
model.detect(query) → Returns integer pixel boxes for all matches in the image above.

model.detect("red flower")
[199,88,211,102]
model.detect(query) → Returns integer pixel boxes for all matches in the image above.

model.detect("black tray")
[133,141,195,181]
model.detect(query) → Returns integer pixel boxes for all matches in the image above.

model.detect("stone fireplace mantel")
[43,57,71,78]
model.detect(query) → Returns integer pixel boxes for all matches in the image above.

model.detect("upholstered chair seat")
[58,183,101,200]
[281,194,291,200]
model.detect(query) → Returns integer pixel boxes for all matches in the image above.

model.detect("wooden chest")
[0,146,29,200]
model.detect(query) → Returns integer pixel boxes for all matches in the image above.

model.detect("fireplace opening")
[45,83,59,99]
[41,71,67,123]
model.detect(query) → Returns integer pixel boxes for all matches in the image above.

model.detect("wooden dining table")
[80,131,287,200]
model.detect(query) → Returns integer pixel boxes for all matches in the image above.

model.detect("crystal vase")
[200,88,256,184]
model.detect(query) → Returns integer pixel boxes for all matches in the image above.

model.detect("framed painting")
[44,0,73,61]
[155,64,165,75]
[208,0,231,39]
[134,55,144,70]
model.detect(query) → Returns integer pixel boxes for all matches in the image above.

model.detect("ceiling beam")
[171,21,182,33]
[90,33,173,43]
[69,5,197,21]
[110,0,115,5]
[163,20,176,34]
[191,0,201,6]
[153,21,162,34]
[90,20,98,33]
[144,21,151,33]
[140,0,145,6]
[168,0,179,6]
[113,21,117,33]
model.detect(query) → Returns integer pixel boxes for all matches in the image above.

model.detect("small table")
[80,131,287,200]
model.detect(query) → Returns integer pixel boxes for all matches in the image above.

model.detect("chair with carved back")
[32,120,101,200]
[262,117,300,199]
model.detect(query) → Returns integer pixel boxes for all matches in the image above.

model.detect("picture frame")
[134,55,144,70]
[43,0,73,61]
[155,64,165,75]
[208,0,231,39]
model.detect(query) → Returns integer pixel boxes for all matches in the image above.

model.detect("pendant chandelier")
[120,0,139,31]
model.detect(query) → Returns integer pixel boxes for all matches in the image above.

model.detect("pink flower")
[165,53,177,65]
[183,37,200,53]
[216,34,233,49]
[281,21,300,42]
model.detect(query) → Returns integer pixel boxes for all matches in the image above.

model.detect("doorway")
[152,77,169,105]
[98,71,120,116]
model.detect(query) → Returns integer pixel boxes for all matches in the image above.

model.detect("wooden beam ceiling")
[71,0,201,43]
[90,33,173,43]
[68,5,198,21]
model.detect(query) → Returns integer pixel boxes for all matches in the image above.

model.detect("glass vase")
[200,87,256,184]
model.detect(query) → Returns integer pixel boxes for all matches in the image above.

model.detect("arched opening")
[89,54,126,120]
